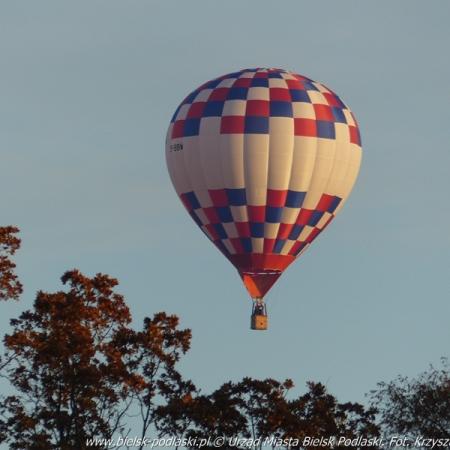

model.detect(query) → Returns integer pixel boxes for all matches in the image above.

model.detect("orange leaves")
[0,226,23,301]
[0,270,194,448]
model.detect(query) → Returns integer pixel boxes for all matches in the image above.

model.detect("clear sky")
[1,0,449,424]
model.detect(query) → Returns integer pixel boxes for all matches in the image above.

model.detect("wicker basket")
[251,314,268,330]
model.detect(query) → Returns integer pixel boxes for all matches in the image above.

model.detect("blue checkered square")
[226,188,247,206]
[184,118,200,137]
[250,222,264,238]
[227,87,248,100]
[203,101,225,117]
[270,101,293,117]
[217,207,233,223]
[266,206,283,223]
[245,116,269,133]
[286,190,306,208]
[290,90,310,103]
[316,121,335,139]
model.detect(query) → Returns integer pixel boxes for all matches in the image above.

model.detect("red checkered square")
[277,223,292,240]
[208,189,228,207]
[246,100,270,116]
[294,119,317,137]
[270,88,291,101]
[306,227,321,243]
[263,239,275,253]
[349,126,360,145]
[267,189,287,207]
[254,72,269,78]
[220,116,245,134]
[203,207,220,224]
[230,238,244,253]
[233,78,252,87]
[292,74,308,82]
[323,92,341,107]
[296,209,313,225]
[285,79,304,90]
[314,104,334,121]
[248,206,265,222]
[289,240,305,256]
[235,222,251,238]
[316,194,335,212]
[186,102,206,118]
[179,193,191,211]
[205,224,219,240]
[172,120,185,138]
[208,88,229,101]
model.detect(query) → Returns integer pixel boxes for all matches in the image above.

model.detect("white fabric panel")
[268,78,288,88]
[299,225,315,241]
[282,240,296,253]
[199,132,224,190]
[244,134,269,205]
[326,123,353,198]
[292,103,315,119]
[199,117,221,135]
[313,82,331,94]
[220,134,245,189]
[222,100,246,116]
[247,87,269,101]
[183,136,211,207]
[333,145,362,215]
[264,223,279,239]
[267,118,294,190]
[222,239,235,254]
[280,72,296,80]
[289,136,317,192]
[195,209,208,225]
[175,103,190,121]
[281,207,300,224]
[230,206,248,222]
[223,223,239,238]
[316,212,333,229]
[216,78,235,88]
[343,109,356,126]
[166,132,192,195]
[307,90,328,105]
[194,89,212,102]
[302,139,336,209]
[251,237,264,253]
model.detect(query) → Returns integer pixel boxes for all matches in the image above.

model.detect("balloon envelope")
[166,68,361,299]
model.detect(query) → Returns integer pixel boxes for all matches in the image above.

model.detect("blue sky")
[1,0,449,422]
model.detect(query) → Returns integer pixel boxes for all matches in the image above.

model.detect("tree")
[285,382,380,449]
[160,378,379,450]
[183,377,293,448]
[370,359,450,440]
[0,270,193,450]
[0,226,22,301]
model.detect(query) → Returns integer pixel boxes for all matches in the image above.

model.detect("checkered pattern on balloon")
[166,68,361,302]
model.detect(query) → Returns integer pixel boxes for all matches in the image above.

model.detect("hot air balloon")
[166,68,361,330]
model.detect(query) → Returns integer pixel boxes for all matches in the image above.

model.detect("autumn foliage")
[0,226,23,301]
[370,359,450,440]
[0,227,448,449]
[0,270,193,449]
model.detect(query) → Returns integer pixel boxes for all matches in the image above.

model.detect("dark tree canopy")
[0,270,193,450]
[0,235,445,450]
[159,378,380,450]
[371,359,450,439]
[0,226,23,301]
